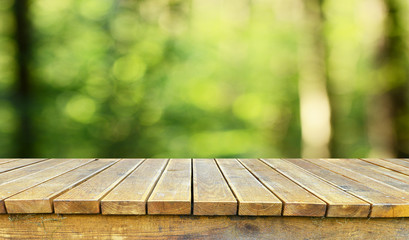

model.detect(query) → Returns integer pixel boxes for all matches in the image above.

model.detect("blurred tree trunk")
[13,0,33,157]
[298,0,332,157]
[369,0,409,157]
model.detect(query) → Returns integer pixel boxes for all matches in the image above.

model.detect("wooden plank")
[382,158,409,168]
[0,159,72,185]
[261,159,370,217]
[0,159,19,165]
[360,158,409,175]
[5,159,117,213]
[0,159,95,214]
[54,159,143,214]
[306,159,409,206]
[288,159,409,217]
[4,214,409,240]
[147,159,191,215]
[344,158,409,184]
[239,159,326,217]
[0,158,47,174]
[193,159,237,215]
[318,159,409,192]
[101,159,168,215]
[216,159,282,216]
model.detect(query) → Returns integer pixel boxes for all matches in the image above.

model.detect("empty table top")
[1,158,409,218]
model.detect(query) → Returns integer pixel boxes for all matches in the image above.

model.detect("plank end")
[101,200,146,215]
[238,202,282,216]
[5,199,53,214]
[54,200,100,214]
[371,204,409,218]
[283,202,327,217]
[193,201,237,215]
[0,200,5,214]
[326,204,370,218]
[147,201,191,215]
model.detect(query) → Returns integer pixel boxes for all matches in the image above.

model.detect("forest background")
[0,0,408,158]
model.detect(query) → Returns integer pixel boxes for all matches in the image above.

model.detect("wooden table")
[1,158,409,239]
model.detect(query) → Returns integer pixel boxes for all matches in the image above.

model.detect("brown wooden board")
[0,159,71,185]
[101,159,168,215]
[288,158,409,217]
[54,159,143,214]
[261,159,370,217]
[3,214,409,239]
[216,159,282,216]
[326,158,409,189]
[5,159,117,213]
[147,159,192,215]
[0,159,95,213]
[382,158,409,168]
[0,159,19,165]
[360,158,409,175]
[0,159,47,174]
[193,159,237,215]
[0,158,409,218]
[310,159,409,198]
[239,159,326,216]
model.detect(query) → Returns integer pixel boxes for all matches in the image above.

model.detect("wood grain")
[0,159,72,185]
[0,159,95,213]
[382,158,409,168]
[216,159,282,216]
[0,159,18,165]
[261,159,370,217]
[3,158,409,218]
[239,159,326,217]
[336,159,409,186]
[289,158,409,217]
[0,159,46,174]
[5,159,117,213]
[101,159,168,215]
[326,158,409,189]
[310,159,409,198]
[193,159,237,215]
[3,214,409,240]
[360,158,409,175]
[147,159,191,215]
[54,159,143,214]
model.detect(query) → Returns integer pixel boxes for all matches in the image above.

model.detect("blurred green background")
[0,0,408,158]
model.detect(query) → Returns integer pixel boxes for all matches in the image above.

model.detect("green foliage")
[0,0,408,157]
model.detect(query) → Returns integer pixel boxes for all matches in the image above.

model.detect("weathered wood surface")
[5,159,117,213]
[0,159,71,185]
[101,159,168,215]
[0,159,46,174]
[0,159,95,213]
[0,159,19,165]
[288,158,409,217]
[147,159,192,215]
[2,214,409,239]
[216,159,282,216]
[193,159,237,215]
[261,158,370,217]
[54,159,141,214]
[239,158,326,216]
[1,158,409,218]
